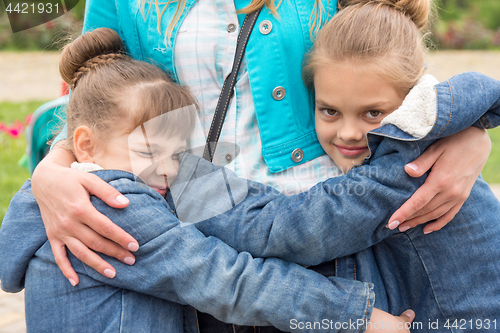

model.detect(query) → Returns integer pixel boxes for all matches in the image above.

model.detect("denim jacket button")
[291,148,304,162]
[259,20,272,35]
[272,86,285,100]
[225,154,233,163]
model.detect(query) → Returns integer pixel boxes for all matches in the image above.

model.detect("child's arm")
[0,179,376,332]
[191,142,416,264]
[428,72,500,138]
[191,72,500,265]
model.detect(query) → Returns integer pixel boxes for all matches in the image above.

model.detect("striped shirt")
[174,0,340,195]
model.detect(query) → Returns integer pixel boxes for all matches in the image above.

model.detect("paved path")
[0,51,500,332]
[425,50,500,82]
[2,50,500,101]
[0,289,25,333]
[0,52,61,102]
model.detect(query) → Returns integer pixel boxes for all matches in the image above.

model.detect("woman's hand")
[388,126,491,233]
[31,144,139,286]
[367,308,415,332]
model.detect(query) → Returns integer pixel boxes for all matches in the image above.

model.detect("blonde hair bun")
[338,0,431,30]
[305,0,431,96]
[60,28,127,89]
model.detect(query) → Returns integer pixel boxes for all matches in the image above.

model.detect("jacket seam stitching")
[261,130,319,152]
[20,189,34,196]
[194,308,200,333]
[483,114,493,129]
[358,286,372,333]
[353,257,356,281]
[119,290,125,333]
[405,232,449,327]
[478,116,487,129]
[428,81,453,140]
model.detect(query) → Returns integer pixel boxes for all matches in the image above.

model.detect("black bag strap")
[202,9,262,162]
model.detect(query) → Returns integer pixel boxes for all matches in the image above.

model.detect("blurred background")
[0,0,499,332]
[433,0,500,49]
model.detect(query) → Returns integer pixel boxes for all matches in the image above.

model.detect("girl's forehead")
[127,104,198,139]
[127,128,186,147]
[313,63,405,113]
[316,60,383,77]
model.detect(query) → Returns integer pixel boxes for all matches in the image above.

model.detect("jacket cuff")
[350,282,375,333]
[319,280,375,333]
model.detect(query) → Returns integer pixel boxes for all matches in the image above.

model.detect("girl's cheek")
[130,160,145,175]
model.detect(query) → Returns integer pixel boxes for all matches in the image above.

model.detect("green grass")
[0,101,47,223]
[483,126,500,184]
[0,101,499,224]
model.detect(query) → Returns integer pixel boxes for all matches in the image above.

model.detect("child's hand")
[366,308,415,333]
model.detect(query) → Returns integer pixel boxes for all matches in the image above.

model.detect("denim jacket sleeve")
[89,191,375,331]
[192,72,500,265]
[0,176,375,333]
[0,183,48,292]
[435,72,500,135]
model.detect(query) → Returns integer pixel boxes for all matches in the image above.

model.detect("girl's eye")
[172,148,186,160]
[321,108,339,116]
[366,110,382,118]
[137,151,153,157]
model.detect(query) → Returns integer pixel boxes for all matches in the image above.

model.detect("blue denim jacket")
[0,176,374,332]
[1,72,499,333]
[176,72,500,329]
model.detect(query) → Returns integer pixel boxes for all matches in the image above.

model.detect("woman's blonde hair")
[59,28,198,151]
[304,0,434,96]
[138,0,329,45]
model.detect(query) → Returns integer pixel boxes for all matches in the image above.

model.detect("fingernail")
[103,268,116,278]
[424,229,433,235]
[388,220,400,230]
[116,194,129,204]
[399,225,410,232]
[123,256,135,265]
[406,163,418,171]
[68,278,76,287]
[128,242,139,252]
[404,310,415,318]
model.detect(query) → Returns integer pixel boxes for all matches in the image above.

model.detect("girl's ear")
[73,126,97,163]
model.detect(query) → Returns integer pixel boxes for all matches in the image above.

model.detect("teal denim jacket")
[82,0,337,172]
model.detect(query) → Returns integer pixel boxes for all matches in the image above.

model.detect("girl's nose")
[156,157,179,179]
[337,119,364,142]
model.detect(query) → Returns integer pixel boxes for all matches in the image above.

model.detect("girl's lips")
[152,188,168,196]
[335,144,369,157]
